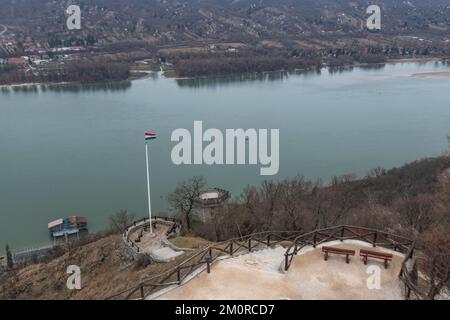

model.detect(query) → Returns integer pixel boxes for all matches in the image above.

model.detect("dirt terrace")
[154,241,405,300]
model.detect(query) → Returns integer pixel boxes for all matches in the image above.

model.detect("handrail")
[283,225,414,271]
[122,216,180,254]
[107,225,417,300]
[107,230,301,300]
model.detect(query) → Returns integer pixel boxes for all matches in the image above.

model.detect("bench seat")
[322,246,356,264]
[359,249,393,269]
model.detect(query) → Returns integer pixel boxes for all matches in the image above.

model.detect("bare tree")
[240,186,261,227]
[278,176,312,231]
[395,194,436,233]
[421,226,450,299]
[308,180,327,229]
[109,209,136,234]
[168,176,207,230]
[259,181,282,230]
[366,167,387,179]
[5,245,13,270]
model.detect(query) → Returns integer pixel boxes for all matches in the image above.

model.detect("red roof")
[8,57,28,65]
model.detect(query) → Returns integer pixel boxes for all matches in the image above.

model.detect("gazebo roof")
[196,188,230,207]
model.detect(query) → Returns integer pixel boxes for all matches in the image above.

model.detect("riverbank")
[387,57,446,63]
[160,56,450,80]
[1,56,448,87]
[0,81,71,89]
[0,70,150,89]
[412,71,450,78]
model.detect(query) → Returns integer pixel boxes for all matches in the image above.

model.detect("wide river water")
[1,61,450,250]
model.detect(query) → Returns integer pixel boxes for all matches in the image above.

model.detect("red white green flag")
[145,132,157,141]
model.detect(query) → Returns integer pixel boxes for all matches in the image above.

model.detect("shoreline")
[411,71,450,78]
[0,81,71,89]
[386,57,446,63]
[160,56,450,81]
[1,57,448,88]
[0,79,134,89]
[0,70,152,89]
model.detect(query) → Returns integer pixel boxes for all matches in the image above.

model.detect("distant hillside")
[2,0,450,46]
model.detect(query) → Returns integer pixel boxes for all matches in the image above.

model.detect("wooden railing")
[397,240,436,300]
[283,225,427,300]
[123,216,180,253]
[283,225,414,271]
[108,225,419,300]
[107,230,303,300]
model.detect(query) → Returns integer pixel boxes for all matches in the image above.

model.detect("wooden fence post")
[285,254,289,271]
[248,238,252,252]
[177,267,181,283]
[206,256,212,274]
[313,232,317,248]
[267,234,271,247]
[373,232,378,247]
[205,248,212,273]
[340,226,345,241]
[140,285,144,299]
[229,241,233,255]
[408,243,415,259]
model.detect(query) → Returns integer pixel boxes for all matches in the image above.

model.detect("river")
[1,61,450,250]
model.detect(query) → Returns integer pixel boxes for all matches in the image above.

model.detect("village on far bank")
[0,27,93,68]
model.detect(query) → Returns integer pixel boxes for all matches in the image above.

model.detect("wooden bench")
[322,246,356,264]
[359,249,393,269]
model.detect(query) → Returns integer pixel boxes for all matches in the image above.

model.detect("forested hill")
[2,0,450,46]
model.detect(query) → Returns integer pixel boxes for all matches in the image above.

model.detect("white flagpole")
[145,141,153,235]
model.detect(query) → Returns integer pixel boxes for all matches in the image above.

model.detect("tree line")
[163,43,450,78]
[0,60,130,85]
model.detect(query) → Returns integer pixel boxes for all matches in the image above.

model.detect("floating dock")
[48,216,88,240]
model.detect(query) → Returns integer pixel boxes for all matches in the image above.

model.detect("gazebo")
[194,188,230,223]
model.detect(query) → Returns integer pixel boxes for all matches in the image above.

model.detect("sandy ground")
[412,71,450,78]
[387,57,445,63]
[155,241,404,300]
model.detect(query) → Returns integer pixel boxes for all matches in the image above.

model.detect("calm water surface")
[1,61,450,249]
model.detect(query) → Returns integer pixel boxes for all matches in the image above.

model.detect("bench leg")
[384,259,388,269]
[324,252,328,261]
[363,256,367,265]
[346,254,350,264]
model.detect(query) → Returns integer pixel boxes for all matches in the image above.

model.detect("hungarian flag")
[145,132,157,141]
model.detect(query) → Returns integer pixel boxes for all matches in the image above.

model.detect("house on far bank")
[31,58,49,66]
[7,56,28,67]
[194,188,230,223]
